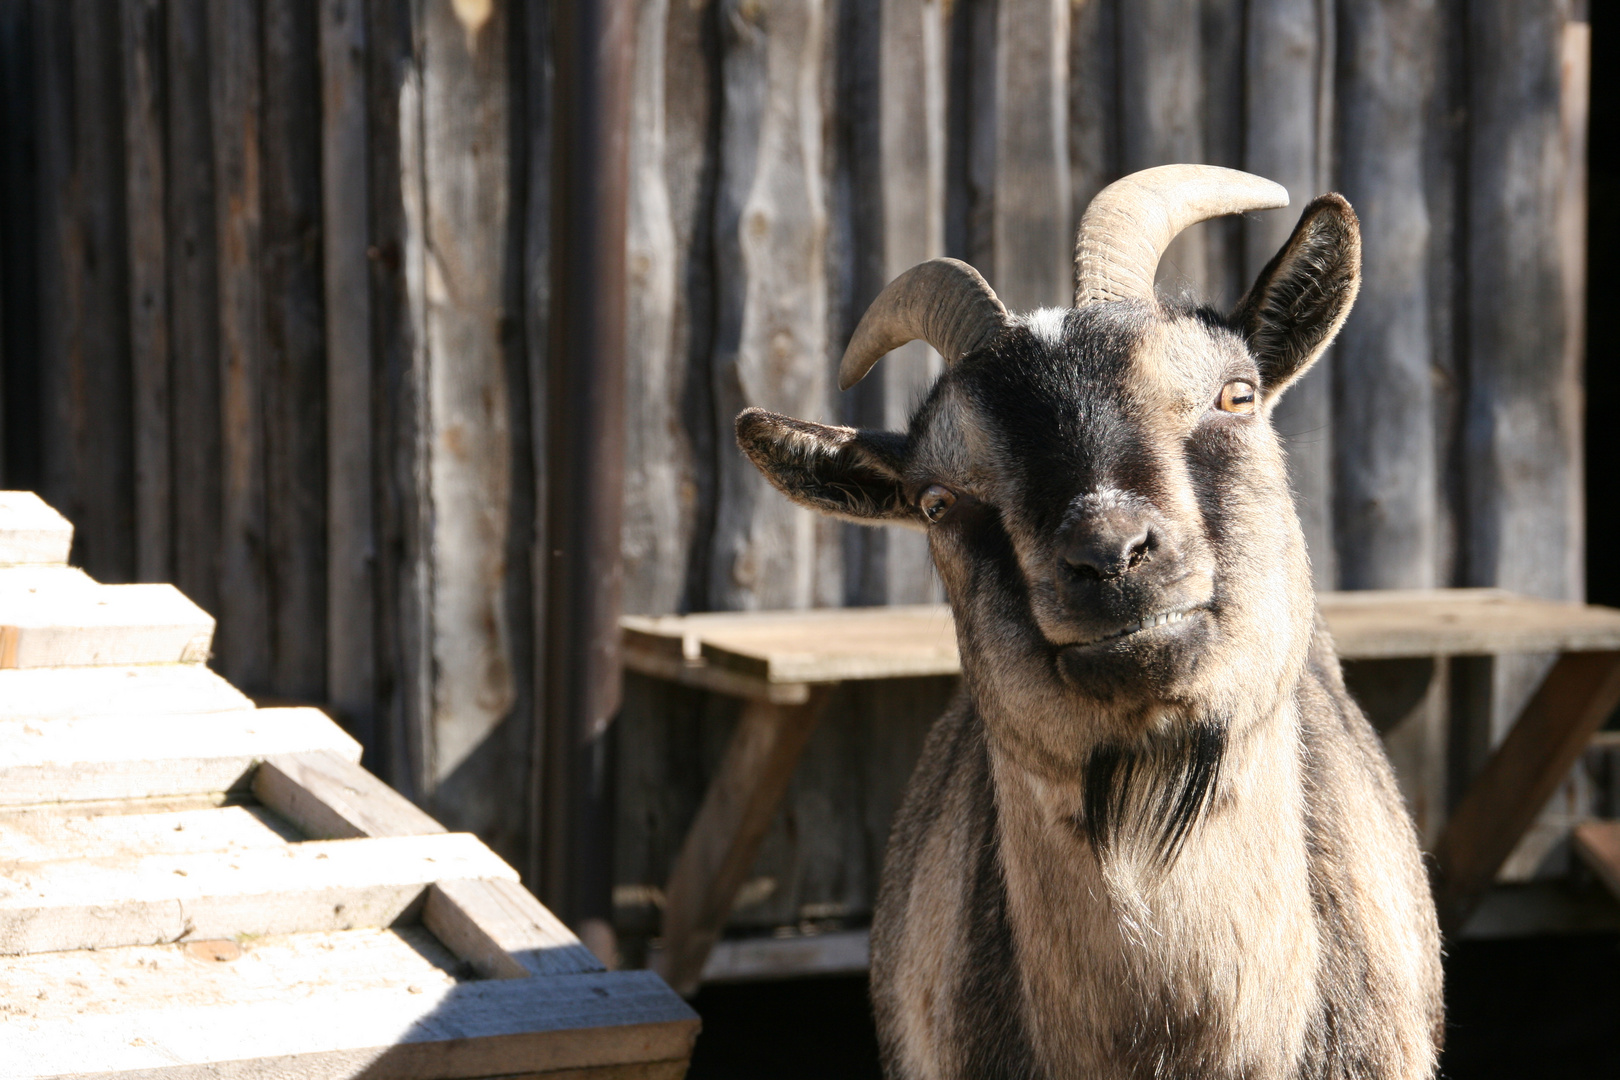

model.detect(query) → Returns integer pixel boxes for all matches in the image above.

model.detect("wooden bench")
[0,493,699,1079]
[625,590,1620,995]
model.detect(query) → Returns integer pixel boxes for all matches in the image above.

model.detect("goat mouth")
[1066,606,1204,649]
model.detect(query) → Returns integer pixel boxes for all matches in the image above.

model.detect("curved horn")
[838,258,1010,391]
[1074,165,1289,307]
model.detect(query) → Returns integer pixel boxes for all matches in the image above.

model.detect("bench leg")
[1432,649,1620,934]
[655,687,833,996]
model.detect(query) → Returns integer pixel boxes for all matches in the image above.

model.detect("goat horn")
[838,258,1010,391]
[1074,165,1289,307]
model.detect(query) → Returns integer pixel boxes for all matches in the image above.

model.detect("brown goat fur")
[737,192,1443,1078]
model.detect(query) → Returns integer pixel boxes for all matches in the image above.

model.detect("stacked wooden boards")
[0,492,698,1079]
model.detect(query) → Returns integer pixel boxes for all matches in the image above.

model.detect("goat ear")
[1232,193,1361,401]
[736,408,917,526]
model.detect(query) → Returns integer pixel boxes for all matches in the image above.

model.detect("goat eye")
[1217,380,1257,414]
[919,485,958,523]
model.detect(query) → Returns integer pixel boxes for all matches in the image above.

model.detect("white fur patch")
[1022,308,1069,349]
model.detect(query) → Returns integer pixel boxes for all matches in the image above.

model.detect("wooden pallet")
[0,494,698,1079]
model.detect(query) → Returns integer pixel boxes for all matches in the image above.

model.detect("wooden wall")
[0,0,1592,937]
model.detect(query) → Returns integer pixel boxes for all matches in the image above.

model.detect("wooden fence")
[0,0,1592,941]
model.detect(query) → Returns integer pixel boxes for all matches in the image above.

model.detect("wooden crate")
[0,493,698,1079]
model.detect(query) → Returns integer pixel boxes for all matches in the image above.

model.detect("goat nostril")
[1126,529,1154,570]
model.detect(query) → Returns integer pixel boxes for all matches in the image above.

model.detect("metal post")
[541,0,634,963]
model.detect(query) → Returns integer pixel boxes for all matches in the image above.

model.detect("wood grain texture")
[418,0,517,790]
[991,0,1069,312]
[0,968,698,1080]
[1117,0,1208,297]
[656,688,831,995]
[708,0,831,612]
[423,876,605,978]
[253,748,445,840]
[1333,0,1440,594]
[0,663,252,719]
[1067,0,1118,226]
[1242,0,1336,590]
[262,0,328,703]
[0,491,73,564]
[0,831,518,956]
[120,0,172,585]
[320,0,377,749]
[210,0,272,690]
[1464,0,1585,745]
[1433,650,1620,932]
[164,0,224,629]
[623,0,697,617]
[0,707,360,806]
[1571,819,1620,901]
[0,578,215,668]
[34,0,134,584]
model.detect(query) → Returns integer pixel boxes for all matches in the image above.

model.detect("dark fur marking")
[1081,720,1227,865]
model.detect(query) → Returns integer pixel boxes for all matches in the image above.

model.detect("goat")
[735,165,1443,1079]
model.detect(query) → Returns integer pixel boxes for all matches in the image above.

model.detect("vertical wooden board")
[1333,0,1440,592]
[419,0,516,788]
[262,0,328,702]
[366,0,432,796]
[210,0,272,690]
[1117,0,1208,297]
[624,0,697,617]
[1244,0,1336,591]
[1199,0,1245,311]
[708,0,831,612]
[877,0,945,605]
[321,0,377,744]
[165,0,224,628]
[1465,0,1585,752]
[661,0,720,614]
[35,0,135,584]
[1068,0,1117,234]
[992,0,1069,313]
[121,0,171,586]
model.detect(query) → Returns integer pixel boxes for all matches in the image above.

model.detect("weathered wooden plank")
[1464,0,1585,738]
[120,0,172,585]
[320,0,377,748]
[623,0,695,618]
[0,969,698,1080]
[263,0,328,703]
[992,0,1069,313]
[1200,0,1247,310]
[164,0,224,628]
[1333,0,1439,593]
[0,580,214,668]
[0,707,360,806]
[625,594,1620,688]
[417,0,517,795]
[696,927,870,983]
[0,926,466,1022]
[1244,0,1335,591]
[209,0,272,690]
[0,804,301,862]
[0,831,518,955]
[0,663,252,719]
[655,688,831,996]
[0,491,73,564]
[868,0,946,605]
[253,749,445,840]
[708,0,831,612]
[34,0,135,584]
[1067,0,1117,225]
[1433,650,1620,932]
[423,876,605,978]
[1571,819,1620,901]
[1117,0,1207,296]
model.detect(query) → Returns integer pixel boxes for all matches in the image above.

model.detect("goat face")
[737,169,1360,768]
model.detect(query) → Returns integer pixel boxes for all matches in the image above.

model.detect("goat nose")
[1059,515,1155,580]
